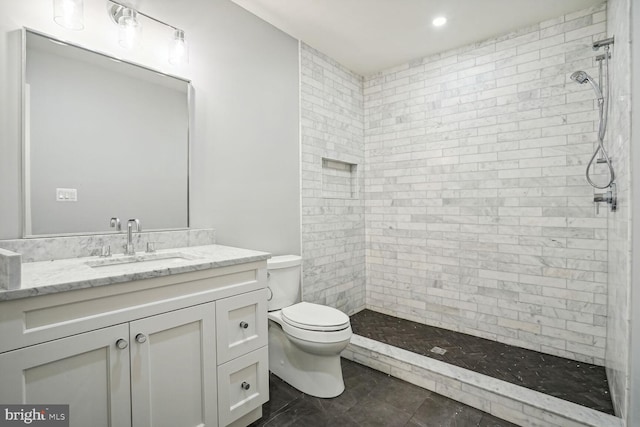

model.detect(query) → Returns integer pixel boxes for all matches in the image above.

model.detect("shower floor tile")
[350,309,614,415]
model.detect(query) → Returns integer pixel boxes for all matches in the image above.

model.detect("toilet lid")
[281,302,350,331]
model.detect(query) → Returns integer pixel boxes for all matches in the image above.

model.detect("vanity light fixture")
[117,8,142,49]
[168,29,188,65]
[107,0,189,65]
[53,0,84,30]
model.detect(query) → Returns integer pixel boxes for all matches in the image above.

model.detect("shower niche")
[321,158,359,199]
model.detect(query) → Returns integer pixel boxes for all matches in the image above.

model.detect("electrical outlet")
[56,188,77,202]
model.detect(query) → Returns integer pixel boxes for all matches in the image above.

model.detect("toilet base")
[268,320,348,398]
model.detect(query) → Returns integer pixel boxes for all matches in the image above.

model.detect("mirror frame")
[21,28,192,238]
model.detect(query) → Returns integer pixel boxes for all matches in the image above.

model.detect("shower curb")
[342,335,622,427]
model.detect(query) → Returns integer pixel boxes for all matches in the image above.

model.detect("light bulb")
[169,29,189,65]
[432,16,447,27]
[53,0,84,30]
[118,8,142,49]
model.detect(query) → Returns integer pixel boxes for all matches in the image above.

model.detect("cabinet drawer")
[217,346,268,427]
[216,289,267,363]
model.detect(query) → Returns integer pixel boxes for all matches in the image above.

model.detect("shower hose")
[586,46,615,189]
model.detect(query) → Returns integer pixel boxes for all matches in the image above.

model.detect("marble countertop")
[0,244,270,301]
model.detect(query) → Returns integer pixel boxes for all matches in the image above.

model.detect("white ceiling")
[229,0,604,75]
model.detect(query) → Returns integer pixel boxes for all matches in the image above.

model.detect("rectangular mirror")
[23,29,190,237]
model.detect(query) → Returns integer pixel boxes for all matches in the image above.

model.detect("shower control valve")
[594,183,617,213]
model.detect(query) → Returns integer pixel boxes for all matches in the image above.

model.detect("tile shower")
[301,0,632,425]
[364,3,609,365]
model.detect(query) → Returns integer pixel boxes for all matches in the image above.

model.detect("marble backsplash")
[0,228,216,263]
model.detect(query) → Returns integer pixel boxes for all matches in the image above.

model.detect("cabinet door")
[130,302,217,427]
[216,289,267,364]
[0,324,132,427]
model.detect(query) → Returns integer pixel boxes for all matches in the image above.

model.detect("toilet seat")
[281,302,350,332]
[268,306,352,344]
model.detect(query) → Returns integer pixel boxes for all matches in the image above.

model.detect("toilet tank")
[267,255,302,311]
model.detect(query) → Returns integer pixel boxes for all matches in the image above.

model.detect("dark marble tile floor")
[250,359,518,427]
[350,309,614,414]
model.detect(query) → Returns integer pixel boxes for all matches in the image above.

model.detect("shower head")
[570,70,603,101]
[570,71,589,84]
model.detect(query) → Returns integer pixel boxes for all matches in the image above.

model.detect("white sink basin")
[86,252,198,270]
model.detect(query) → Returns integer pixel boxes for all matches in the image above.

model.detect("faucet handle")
[100,245,111,257]
[110,217,121,231]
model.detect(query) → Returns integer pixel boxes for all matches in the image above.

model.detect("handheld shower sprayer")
[570,71,603,103]
[570,64,614,189]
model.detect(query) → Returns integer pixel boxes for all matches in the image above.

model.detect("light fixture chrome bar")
[107,0,184,32]
[592,37,615,51]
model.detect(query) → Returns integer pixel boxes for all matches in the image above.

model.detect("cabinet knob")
[135,333,147,344]
[241,382,251,391]
[239,321,249,329]
[116,339,128,350]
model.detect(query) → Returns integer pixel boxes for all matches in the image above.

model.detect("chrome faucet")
[110,217,121,231]
[125,219,141,255]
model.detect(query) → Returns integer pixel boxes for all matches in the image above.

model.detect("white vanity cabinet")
[0,323,133,427]
[0,303,216,427]
[0,259,269,427]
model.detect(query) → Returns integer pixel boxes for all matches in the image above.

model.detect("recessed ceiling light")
[432,16,447,27]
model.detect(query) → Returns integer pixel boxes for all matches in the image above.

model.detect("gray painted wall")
[0,0,300,255]
[190,1,300,256]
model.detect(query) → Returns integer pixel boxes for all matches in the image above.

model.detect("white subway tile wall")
[604,0,632,418]
[300,43,366,315]
[299,4,616,365]
[363,3,609,364]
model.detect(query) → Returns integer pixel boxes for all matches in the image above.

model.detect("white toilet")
[267,255,352,398]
